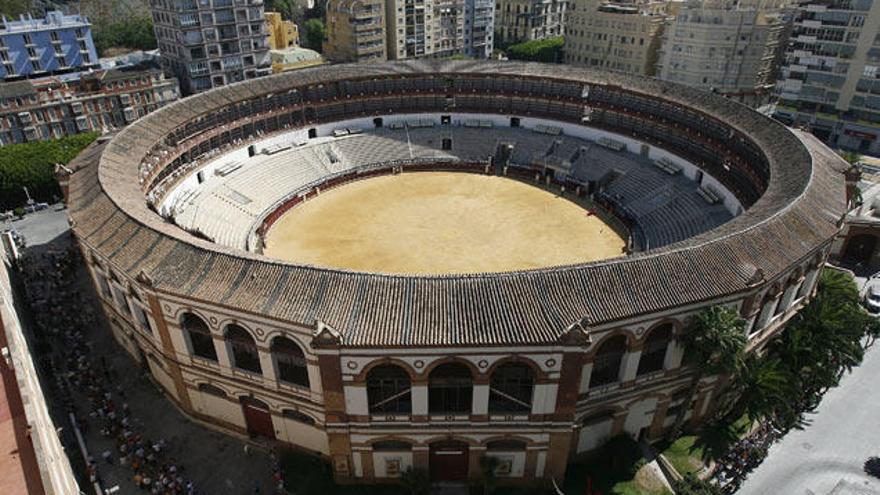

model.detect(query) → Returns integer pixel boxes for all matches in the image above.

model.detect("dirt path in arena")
[264,172,626,275]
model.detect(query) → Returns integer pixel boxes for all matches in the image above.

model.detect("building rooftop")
[0,11,90,34]
[67,60,849,347]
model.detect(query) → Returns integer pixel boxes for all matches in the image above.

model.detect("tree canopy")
[302,19,325,52]
[92,17,158,56]
[505,36,564,63]
[0,133,99,210]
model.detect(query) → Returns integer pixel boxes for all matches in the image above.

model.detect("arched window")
[581,409,616,426]
[282,409,316,426]
[589,335,627,388]
[488,363,534,414]
[637,324,671,376]
[367,365,411,414]
[198,383,226,398]
[271,337,310,388]
[182,312,217,361]
[226,324,261,374]
[428,363,473,415]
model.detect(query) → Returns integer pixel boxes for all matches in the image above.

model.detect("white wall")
[577,418,614,453]
[146,357,179,401]
[623,397,658,436]
[190,389,246,427]
[273,415,330,455]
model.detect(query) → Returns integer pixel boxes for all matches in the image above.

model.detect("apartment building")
[0,11,99,81]
[564,0,668,76]
[495,0,566,45]
[0,62,179,145]
[324,0,387,62]
[326,0,493,62]
[149,0,272,95]
[656,0,791,106]
[775,0,880,154]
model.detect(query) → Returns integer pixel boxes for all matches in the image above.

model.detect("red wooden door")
[241,399,275,440]
[429,441,469,481]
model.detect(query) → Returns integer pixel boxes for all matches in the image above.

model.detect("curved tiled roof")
[67,60,849,347]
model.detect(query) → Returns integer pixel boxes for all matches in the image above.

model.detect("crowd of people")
[20,244,202,494]
[711,421,780,493]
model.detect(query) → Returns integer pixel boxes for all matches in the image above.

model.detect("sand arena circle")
[263,172,626,275]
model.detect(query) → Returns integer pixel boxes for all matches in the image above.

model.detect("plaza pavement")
[736,344,880,495]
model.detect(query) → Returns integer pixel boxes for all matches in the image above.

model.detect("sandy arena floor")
[263,172,626,274]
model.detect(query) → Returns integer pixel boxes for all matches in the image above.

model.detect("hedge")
[0,133,99,210]
[505,36,564,63]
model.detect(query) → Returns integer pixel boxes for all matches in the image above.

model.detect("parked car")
[864,284,880,314]
[23,202,49,214]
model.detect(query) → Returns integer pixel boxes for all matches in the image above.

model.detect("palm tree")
[767,269,870,428]
[668,306,747,437]
[721,354,795,426]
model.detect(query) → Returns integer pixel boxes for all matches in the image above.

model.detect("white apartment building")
[385,0,494,59]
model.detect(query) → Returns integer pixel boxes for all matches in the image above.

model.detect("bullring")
[66,60,848,484]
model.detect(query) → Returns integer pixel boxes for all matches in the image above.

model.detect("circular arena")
[66,60,849,485]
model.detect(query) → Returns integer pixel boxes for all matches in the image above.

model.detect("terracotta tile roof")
[67,61,848,347]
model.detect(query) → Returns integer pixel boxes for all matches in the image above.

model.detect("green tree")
[669,306,747,436]
[673,474,725,495]
[720,354,795,426]
[766,269,869,427]
[504,36,564,63]
[0,0,29,17]
[0,133,99,210]
[92,17,158,56]
[841,150,862,165]
[302,18,326,52]
[268,0,304,23]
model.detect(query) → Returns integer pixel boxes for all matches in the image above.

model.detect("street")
[737,344,880,495]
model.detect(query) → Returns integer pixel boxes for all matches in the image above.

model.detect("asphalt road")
[737,344,880,495]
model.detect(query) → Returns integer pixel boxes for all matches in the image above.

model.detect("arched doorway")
[240,396,275,440]
[429,440,469,481]
[843,233,878,265]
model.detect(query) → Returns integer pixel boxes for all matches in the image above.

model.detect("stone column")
[214,334,233,370]
[802,268,820,298]
[579,362,593,394]
[619,350,642,382]
[146,293,193,412]
[663,340,684,370]
[648,399,670,439]
[411,382,429,419]
[472,383,490,416]
[755,296,780,331]
[779,283,800,313]
[258,347,277,382]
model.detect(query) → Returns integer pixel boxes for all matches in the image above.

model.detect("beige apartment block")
[564,0,669,76]
[324,0,387,62]
[656,0,791,106]
[775,0,880,155]
[266,11,299,49]
[495,0,567,44]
